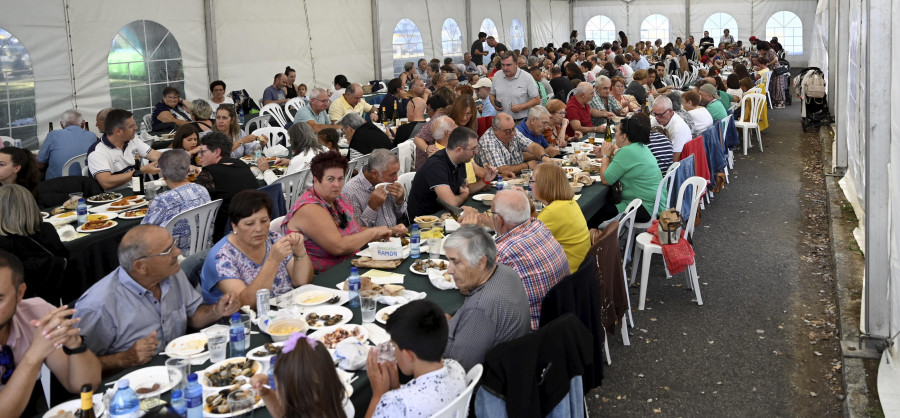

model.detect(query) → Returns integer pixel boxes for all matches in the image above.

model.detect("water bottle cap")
[411,224,419,231]
[117,379,129,388]
[350,266,358,274]
[231,312,241,320]
[78,198,85,204]
[187,373,198,382]
[171,389,182,398]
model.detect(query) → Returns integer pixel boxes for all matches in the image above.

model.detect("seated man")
[407,127,497,219]
[86,109,163,190]
[262,73,289,106]
[515,105,559,157]
[477,112,554,177]
[548,66,574,101]
[459,190,569,330]
[193,132,261,241]
[343,149,408,229]
[474,78,496,117]
[141,149,211,256]
[589,76,623,128]
[329,83,379,123]
[699,83,728,121]
[566,82,601,137]
[442,225,530,370]
[293,87,336,132]
[75,225,240,372]
[0,250,101,417]
[651,95,693,161]
[365,300,467,417]
[37,109,98,179]
[339,113,393,159]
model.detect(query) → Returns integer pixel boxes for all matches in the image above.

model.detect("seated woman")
[544,99,582,147]
[317,128,340,152]
[611,76,640,113]
[532,164,591,273]
[207,80,234,114]
[151,86,193,131]
[282,151,396,273]
[259,122,327,185]
[592,113,665,224]
[412,95,448,170]
[0,147,40,195]
[171,124,201,164]
[0,184,69,302]
[188,99,214,133]
[141,149,210,256]
[212,104,268,158]
[201,190,314,306]
[379,78,409,120]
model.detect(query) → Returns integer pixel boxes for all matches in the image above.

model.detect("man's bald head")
[118,225,169,273]
[492,189,531,227]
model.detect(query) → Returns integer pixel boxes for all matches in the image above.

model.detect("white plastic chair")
[260,103,289,127]
[62,153,87,177]
[245,115,270,134]
[142,113,153,130]
[162,199,223,257]
[432,364,483,418]
[745,87,763,95]
[631,162,680,241]
[269,215,285,233]
[346,154,370,179]
[758,71,774,109]
[631,177,706,310]
[397,172,416,199]
[284,97,305,122]
[251,126,289,149]
[734,93,766,155]
[617,199,641,333]
[719,116,734,179]
[397,139,416,174]
[272,169,311,208]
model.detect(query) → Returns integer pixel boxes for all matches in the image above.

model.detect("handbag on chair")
[606,181,623,205]
[657,209,683,245]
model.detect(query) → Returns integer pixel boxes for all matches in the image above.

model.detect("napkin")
[264,144,289,158]
[363,324,390,345]
[56,225,77,241]
[427,269,458,290]
[334,340,368,371]
[376,290,426,306]
[443,219,460,232]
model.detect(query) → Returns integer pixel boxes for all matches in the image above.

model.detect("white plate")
[86,212,118,222]
[562,166,583,174]
[85,192,123,204]
[302,305,353,329]
[76,220,118,233]
[49,211,78,221]
[375,304,401,324]
[165,333,208,357]
[293,289,340,306]
[203,389,265,417]
[41,211,49,219]
[44,394,106,418]
[199,358,262,391]
[309,324,369,349]
[409,259,448,276]
[119,208,148,219]
[472,193,494,202]
[247,341,285,365]
[89,199,148,213]
[118,366,172,399]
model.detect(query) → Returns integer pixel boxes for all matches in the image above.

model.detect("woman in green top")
[592,113,666,223]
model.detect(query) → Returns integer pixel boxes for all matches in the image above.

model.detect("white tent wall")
[689,0,753,45]
[471,0,528,48]
[376,0,468,79]
[751,0,816,68]
[0,0,73,146]
[67,0,208,136]
[531,0,571,47]
[573,1,627,44]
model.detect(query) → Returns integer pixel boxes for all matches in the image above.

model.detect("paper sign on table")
[361,269,405,284]
[574,194,582,201]
[369,238,403,260]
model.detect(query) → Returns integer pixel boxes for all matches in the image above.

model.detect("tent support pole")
[569,0,574,39]
[204,0,219,83]
[371,0,382,80]
[466,0,472,49]
[685,0,691,43]
[526,0,532,48]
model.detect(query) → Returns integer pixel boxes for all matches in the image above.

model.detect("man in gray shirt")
[293,87,336,132]
[75,225,240,372]
[490,52,540,121]
[442,225,531,370]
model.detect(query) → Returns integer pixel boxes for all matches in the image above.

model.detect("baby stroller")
[795,67,834,132]
[779,57,792,106]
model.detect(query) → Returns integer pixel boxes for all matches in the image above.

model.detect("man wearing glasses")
[479,112,555,178]
[650,95,692,161]
[75,226,241,373]
[293,87,337,133]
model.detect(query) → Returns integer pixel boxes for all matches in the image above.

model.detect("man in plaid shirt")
[476,112,554,178]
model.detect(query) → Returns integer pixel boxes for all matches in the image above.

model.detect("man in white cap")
[474,78,496,117]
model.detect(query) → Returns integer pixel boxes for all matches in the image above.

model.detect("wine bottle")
[132,153,145,195]
[392,100,398,126]
[49,122,54,131]
[75,384,96,418]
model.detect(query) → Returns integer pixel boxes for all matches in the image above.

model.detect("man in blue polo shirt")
[515,106,560,157]
[37,109,98,179]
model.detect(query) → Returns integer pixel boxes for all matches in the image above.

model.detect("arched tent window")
[640,14,670,43]
[392,18,425,77]
[766,11,803,55]
[0,28,36,148]
[704,13,738,41]
[441,18,463,62]
[480,19,499,57]
[108,20,183,126]
[585,15,616,45]
[509,19,525,50]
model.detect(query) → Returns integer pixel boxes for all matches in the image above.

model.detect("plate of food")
[49,210,78,222]
[375,304,402,325]
[247,342,284,364]
[293,289,340,306]
[41,212,49,219]
[309,324,369,349]
[413,215,439,229]
[87,212,118,222]
[263,318,309,342]
[165,333,208,358]
[76,220,117,233]
[86,192,123,204]
[303,305,352,329]
[203,386,265,417]
[43,394,106,418]
[120,207,148,219]
[427,269,458,290]
[119,366,173,399]
[410,259,447,275]
[472,193,495,203]
[199,358,261,390]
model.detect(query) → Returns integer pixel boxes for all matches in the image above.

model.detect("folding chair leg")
[604,332,612,365]
[621,318,630,346]
[638,251,653,310]
[630,245,643,286]
[689,264,703,306]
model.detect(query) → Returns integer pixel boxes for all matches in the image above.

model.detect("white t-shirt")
[86,136,152,188]
[207,97,234,114]
[372,359,467,418]
[262,148,325,185]
[687,108,714,136]
[653,113,692,153]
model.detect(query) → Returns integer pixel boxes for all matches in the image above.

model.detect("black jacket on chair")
[36,175,103,208]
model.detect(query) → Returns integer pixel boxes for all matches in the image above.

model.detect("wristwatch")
[63,336,88,355]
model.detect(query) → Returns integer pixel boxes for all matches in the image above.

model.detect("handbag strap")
[26,236,68,270]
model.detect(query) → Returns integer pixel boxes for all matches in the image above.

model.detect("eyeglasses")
[1,345,13,385]
[136,240,177,261]
[313,97,330,103]
[198,148,210,156]
[652,109,671,118]
[500,128,515,135]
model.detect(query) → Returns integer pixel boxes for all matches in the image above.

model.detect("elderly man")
[515,106,559,157]
[343,149,408,232]
[263,73,289,105]
[490,52,540,121]
[416,58,431,84]
[339,113,393,160]
[478,112,554,177]
[589,76,622,128]
[473,78,496,117]
[651,95,693,161]
[460,190,568,330]
[698,83,728,122]
[86,109,162,191]
[95,107,112,135]
[194,132,260,240]
[631,50,650,71]
[462,52,479,76]
[75,226,241,372]
[566,82,603,137]
[37,109,99,179]
[0,250,101,417]
[442,225,530,370]
[293,87,335,132]
[329,83,379,123]
[408,127,497,219]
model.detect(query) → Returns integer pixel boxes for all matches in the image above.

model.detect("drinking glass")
[203,327,228,363]
[359,290,378,323]
[520,169,533,181]
[226,389,256,417]
[376,341,396,363]
[427,238,442,259]
[165,357,190,392]
[240,314,253,350]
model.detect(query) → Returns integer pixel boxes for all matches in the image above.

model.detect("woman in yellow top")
[532,163,591,273]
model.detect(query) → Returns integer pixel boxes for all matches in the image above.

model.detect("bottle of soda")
[347,267,360,308]
[108,380,139,418]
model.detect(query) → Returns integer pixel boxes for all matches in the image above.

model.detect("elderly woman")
[611,76,640,113]
[412,95,449,170]
[171,124,201,164]
[399,61,417,88]
[141,149,210,255]
[151,86,193,131]
[593,113,665,223]
[188,99,214,133]
[202,190,313,306]
[0,184,69,301]
[259,122,327,185]
[0,147,40,195]
[207,80,234,113]
[532,164,590,273]
[282,151,395,272]
[544,99,581,146]
[212,104,268,158]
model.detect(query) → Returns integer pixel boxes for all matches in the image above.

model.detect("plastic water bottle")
[76,198,88,227]
[229,312,246,357]
[268,357,277,390]
[13,138,23,148]
[170,389,186,417]
[185,374,203,418]
[410,224,421,259]
[347,267,360,308]
[108,379,140,418]
[238,107,245,124]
